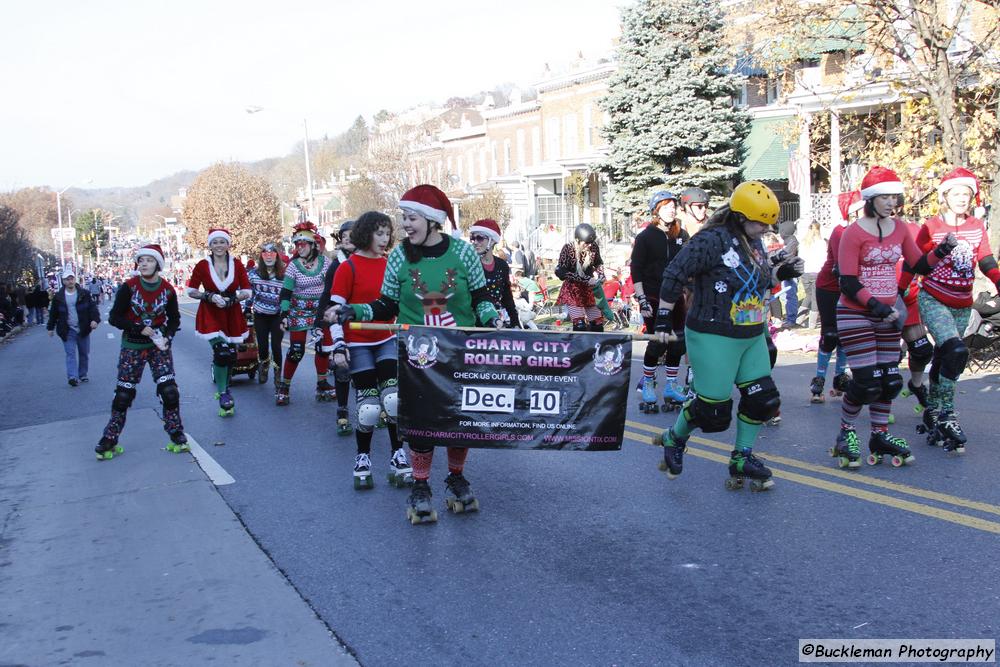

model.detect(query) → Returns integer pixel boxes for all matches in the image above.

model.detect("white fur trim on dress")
[860,181,904,199]
[208,255,235,291]
[399,201,447,224]
[195,329,249,344]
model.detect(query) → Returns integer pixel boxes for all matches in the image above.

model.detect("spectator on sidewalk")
[26,283,49,325]
[47,267,101,386]
[777,218,801,328]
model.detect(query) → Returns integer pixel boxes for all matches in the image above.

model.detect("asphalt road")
[3,298,999,667]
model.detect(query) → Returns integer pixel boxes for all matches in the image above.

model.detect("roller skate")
[258,357,270,384]
[95,437,124,461]
[215,390,235,417]
[830,372,850,398]
[387,448,413,487]
[444,472,479,513]
[829,425,861,469]
[726,449,774,491]
[275,381,290,406]
[336,407,353,436]
[766,410,782,427]
[315,379,336,402]
[661,380,687,412]
[638,376,658,413]
[866,430,914,467]
[931,410,967,454]
[916,407,938,440]
[405,479,438,524]
[653,428,687,479]
[809,376,825,404]
[353,453,374,490]
[166,431,189,454]
[900,379,928,413]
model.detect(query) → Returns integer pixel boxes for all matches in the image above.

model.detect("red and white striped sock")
[409,449,433,481]
[447,447,469,474]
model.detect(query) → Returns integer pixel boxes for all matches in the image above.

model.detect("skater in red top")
[901,167,1000,452]
[326,211,410,490]
[186,228,252,416]
[831,167,955,470]
[555,223,605,331]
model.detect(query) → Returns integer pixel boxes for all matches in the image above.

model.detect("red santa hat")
[837,191,864,221]
[291,221,318,244]
[399,184,455,229]
[207,228,232,245]
[468,218,502,243]
[938,167,980,204]
[860,166,904,200]
[134,243,165,270]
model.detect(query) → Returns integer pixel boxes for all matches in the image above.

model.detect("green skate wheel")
[114,445,124,454]
[866,454,880,466]
[890,455,904,468]
[914,405,924,414]
[901,388,911,397]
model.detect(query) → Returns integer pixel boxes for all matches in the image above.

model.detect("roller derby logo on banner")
[398,326,630,451]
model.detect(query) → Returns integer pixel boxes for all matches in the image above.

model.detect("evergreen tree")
[599,0,751,219]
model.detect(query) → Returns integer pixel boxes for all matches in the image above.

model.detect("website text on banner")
[397,326,630,451]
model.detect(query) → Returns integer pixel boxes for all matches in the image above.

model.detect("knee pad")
[845,366,882,405]
[937,337,969,381]
[906,335,933,367]
[684,395,733,433]
[156,377,180,410]
[737,376,781,422]
[877,364,903,401]
[356,392,382,432]
[819,330,839,354]
[287,342,305,363]
[379,376,399,420]
[112,384,137,412]
[213,343,236,367]
[572,320,588,332]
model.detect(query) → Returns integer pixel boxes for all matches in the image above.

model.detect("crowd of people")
[24,164,993,520]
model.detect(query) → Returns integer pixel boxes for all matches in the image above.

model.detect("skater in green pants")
[651,181,804,491]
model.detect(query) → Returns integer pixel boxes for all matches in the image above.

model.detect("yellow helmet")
[730,181,780,226]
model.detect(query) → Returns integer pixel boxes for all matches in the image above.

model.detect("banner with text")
[398,326,630,451]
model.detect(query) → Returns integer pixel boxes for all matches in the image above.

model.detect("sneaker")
[80,376,89,383]
[68,378,79,386]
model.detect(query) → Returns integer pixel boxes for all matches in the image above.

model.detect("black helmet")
[339,220,355,238]
[574,223,596,243]
[680,187,709,206]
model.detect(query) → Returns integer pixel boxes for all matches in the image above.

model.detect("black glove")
[934,235,958,258]
[866,297,894,321]
[554,265,568,281]
[775,262,802,281]
[637,294,651,317]
[653,307,674,335]
[335,304,356,325]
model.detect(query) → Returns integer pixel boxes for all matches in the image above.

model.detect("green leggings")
[671,329,772,450]
[210,337,230,394]
[917,291,971,412]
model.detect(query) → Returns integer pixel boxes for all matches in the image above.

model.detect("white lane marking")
[186,433,236,486]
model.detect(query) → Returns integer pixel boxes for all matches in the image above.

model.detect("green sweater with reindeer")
[375,237,497,327]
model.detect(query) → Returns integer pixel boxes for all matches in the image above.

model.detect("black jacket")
[47,287,100,341]
[630,224,690,298]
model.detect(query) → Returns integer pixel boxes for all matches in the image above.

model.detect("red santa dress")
[187,255,251,343]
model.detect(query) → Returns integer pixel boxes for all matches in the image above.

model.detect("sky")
[1,0,625,190]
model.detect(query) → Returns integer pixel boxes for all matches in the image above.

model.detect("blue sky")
[1,0,624,189]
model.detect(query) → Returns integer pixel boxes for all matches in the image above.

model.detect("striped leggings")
[836,305,901,428]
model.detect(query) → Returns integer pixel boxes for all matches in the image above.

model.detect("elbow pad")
[838,275,863,301]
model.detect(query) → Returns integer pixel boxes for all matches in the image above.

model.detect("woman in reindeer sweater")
[901,167,1000,453]
[97,244,185,459]
[337,185,500,524]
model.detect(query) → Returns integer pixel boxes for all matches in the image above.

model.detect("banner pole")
[348,322,675,342]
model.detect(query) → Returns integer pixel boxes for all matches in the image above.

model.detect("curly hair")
[255,243,285,280]
[350,211,395,253]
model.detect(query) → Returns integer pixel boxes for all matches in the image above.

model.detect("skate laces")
[842,429,860,456]
[391,449,409,466]
[884,432,909,449]
[354,453,371,470]
[446,473,469,495]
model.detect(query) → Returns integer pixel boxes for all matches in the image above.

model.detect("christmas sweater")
[914,215,999,308]
[108,276,180,350]
[331,254,394,345]
[359,236,498,327]
[659,225,772,339]
[248,267,283,316]
[280,255,331,331]
[481,255,519,326]
[837,219,925,312]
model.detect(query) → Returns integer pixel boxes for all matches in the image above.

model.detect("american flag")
[787,149,808,196]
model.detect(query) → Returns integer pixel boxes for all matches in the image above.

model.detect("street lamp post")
[246,107,315,222]
[54,179,92,267]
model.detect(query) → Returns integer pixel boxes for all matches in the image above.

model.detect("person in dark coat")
[47,267,101,385]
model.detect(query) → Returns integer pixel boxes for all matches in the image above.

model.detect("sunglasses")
[469,234,491,243]
[261,251,277,257]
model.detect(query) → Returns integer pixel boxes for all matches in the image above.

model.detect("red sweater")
[837,219,930,312]
[914,215,1000,308]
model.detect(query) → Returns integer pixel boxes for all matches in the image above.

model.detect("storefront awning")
[742,115,795,181]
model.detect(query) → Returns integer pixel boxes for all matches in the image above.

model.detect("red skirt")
[195,302,249,343]
[556,280,595,308]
